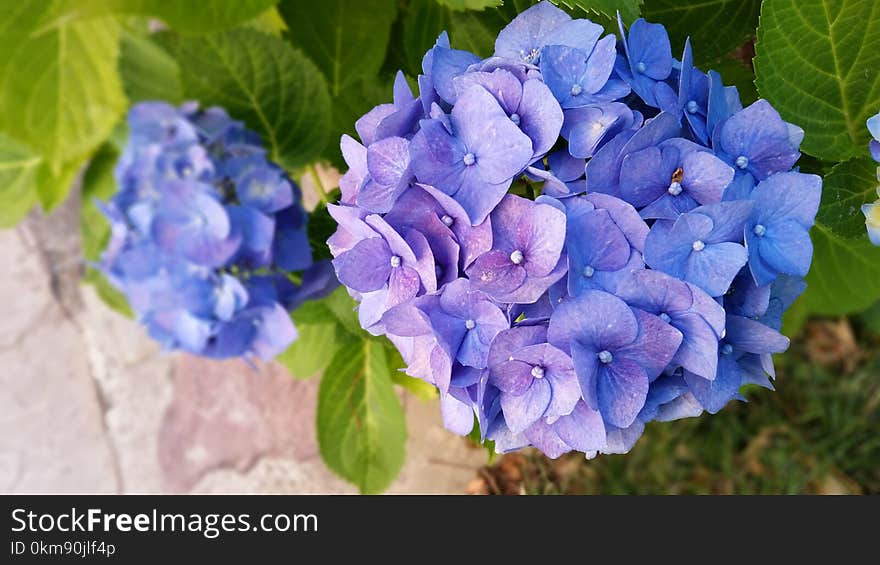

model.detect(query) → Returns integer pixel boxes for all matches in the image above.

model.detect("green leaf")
[643,0,759,65]
[34,156,85,211]
[435,0,503,11]
[802,224,880,315]
[754,0,880,162]
[165,28,330,170]
[80,144,119,262]
[317,338,407,493]
[0,133,41,228]
[321,286,363,337]
[85,267,134,318]
[402,0,449,77]
[390,370,439,401]
[816,158,880,239]
[446,0,536,57]
[324,76,390,168]
[119,31,183,104]
[245,6,288,37]
[277,296,356,379]
[551,0,642,24]
[79,142,133,318]
[448,8,508,57]
[0,8,126,176]
[280,0,398,97]
[47,0,279,34]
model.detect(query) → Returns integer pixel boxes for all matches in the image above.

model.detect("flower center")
[598,350,613,364]
[522,47,541,64]
[570,84,583,97]
[390,255,401,268]
[510,249,524,265]
[583,265,595,278]
[531,365,545,379]
[636,61,647,73]
[441,214,454,227]
[464,319,476,330]
[686,100,699,114]
[692,240,706,252]
[668,181,683,196]
[510,113,521,125]
[735,155,749,169]
[659,312,671,323]
[463,152,476,166]
[753,224,766,237]
[721,343,733,355]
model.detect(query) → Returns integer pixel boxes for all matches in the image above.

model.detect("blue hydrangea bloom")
[615,15,673,108]
[861,112,880,244]
[101,102,335,360]
[328,1,821,459]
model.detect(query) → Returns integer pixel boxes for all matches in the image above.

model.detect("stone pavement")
[0,192,485,494]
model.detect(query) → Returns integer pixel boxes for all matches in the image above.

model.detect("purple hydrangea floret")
[100,102,337,360]
[328,2,821,459]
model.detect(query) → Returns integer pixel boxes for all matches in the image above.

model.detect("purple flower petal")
[502,377,552,433]
[616,309,683,378]
[598,357,649,428]
[518,78,564,158]
[548,289,639,352]
[551,401,606,452]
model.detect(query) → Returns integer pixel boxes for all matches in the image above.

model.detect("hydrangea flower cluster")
[100,102,335,360]
[329,2,821,458]
[861,112,880,245]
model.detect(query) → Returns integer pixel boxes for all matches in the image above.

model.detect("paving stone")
[0,227,118,493]
[158,356,324,492]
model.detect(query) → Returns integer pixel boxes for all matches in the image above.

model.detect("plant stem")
[307,163,329,206]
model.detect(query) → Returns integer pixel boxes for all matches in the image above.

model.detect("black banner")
[1,495,873,560]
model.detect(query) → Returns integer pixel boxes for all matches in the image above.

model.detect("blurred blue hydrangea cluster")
[100,101,335,360]
[861,112,880,244]
[329,2,822,458]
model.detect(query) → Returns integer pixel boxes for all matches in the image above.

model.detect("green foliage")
[277,288,359,379]
[402,0,450,77]
[46,0,280,34]
[281,0,398,96]
[755,0,880,162]
[80,142,134,318]
[80,144,118,263]
[436,0,503,11]
[119,31,183,104]
[448,7,508,57]
[325,77,391,169]
[0,4,126,211]
[280,0,397,166]
[803,224,880,315]
[317,337,407,493]
[447,0,533,57]
[164,28,331,170]
[385,341,438,400]
[817,158,880,239]
[0,133,41,228]
[643,0,759,65]
[552,0,642,24]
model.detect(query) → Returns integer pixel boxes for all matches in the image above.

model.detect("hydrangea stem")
[307,163,329,206]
